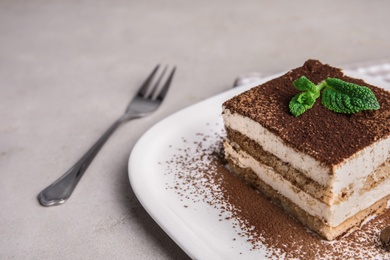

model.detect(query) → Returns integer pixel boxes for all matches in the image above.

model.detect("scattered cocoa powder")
[163,126,390,259]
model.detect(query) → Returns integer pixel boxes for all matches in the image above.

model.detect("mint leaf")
[322,78,380,114]
[289,92,316,117]
[289,76,321,117]
[289,76,380,116]
[293,76,317,92]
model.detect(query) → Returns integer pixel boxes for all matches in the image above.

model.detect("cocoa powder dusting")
[163,126,390,259]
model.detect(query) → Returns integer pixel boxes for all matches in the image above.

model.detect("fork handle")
[38,119,123,206]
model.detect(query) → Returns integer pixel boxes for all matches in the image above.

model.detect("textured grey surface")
[1,0,389,259]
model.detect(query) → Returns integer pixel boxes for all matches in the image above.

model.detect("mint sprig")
[289,76,380,117]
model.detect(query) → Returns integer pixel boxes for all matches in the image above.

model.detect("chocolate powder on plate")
[163,126,390,259]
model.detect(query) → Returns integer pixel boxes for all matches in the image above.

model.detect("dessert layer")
[225,127,390,205]
[222,108,390,196]
[226,155,390,240]
[224,140,390,227]
[226,127,333,204]
[222,59,390,166]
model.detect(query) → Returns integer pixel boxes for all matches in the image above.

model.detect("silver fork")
[38,65,176,207]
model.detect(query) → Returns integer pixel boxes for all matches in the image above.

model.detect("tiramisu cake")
[222,59,390,240]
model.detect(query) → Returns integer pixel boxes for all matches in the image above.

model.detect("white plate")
[128,71,390,260]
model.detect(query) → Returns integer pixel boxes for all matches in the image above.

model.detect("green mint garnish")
[289,76,380,117]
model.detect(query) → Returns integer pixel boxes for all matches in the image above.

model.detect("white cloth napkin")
[346,61,390,82]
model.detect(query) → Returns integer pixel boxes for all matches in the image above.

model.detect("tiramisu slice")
[222,59,390,240]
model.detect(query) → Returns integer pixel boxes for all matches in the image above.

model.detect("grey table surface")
[1,0,389,259]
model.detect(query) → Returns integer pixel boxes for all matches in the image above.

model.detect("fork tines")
[138,65,176,100]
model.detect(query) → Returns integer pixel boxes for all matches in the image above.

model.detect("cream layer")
[224,140,390,227]
[222,108,390,202]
